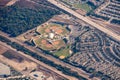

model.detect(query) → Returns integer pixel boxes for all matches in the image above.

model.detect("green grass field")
[53,45,70,58]
[54,40,66,48]
[60,0,92,12]
[73,3,91,12]
[37,26,48,34]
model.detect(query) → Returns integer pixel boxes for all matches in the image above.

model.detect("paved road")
[47,0,120,42]
[94,0,110,14]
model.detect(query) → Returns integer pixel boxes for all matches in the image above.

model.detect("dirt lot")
[0,43,8,55]
[1,50,37,72]
[2,50,24,62]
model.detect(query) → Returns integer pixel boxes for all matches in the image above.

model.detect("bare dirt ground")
[6,0,18,6]
[0,42,8,55]
[0,42,37,74]
[0,51,37,73]
[52,40,60,45]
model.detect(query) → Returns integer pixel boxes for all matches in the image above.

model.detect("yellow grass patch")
[59,56,65,59]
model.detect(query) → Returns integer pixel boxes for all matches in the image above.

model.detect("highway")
[47,0,120,42]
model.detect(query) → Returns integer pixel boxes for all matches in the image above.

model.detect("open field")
[53,45,70,59]
[59,0,94,13]
[1,50,37,73]
[73,3,91,12]
[3,50,24,62]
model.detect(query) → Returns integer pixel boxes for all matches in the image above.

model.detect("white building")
[49,33,55,39]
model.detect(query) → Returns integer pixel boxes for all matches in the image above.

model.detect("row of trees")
[90,13,110,21]
[110,19,120,25]
[0,35,87,80]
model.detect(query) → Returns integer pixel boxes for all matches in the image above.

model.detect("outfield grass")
[53,45,70,58]
[37,26,48,34]
[54,40,66,49]
[34,38,42,46]
[49,23,61,27]
[34,38,55,50]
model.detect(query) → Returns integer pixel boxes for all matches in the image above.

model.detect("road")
[47,0,120,42]
[94,0,110,14]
